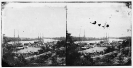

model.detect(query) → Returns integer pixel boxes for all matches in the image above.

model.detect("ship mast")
[14,29,15,44]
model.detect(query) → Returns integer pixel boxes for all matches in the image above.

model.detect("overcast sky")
[67,3,131,37]
[2,3,66,38]
[2,2,131,38]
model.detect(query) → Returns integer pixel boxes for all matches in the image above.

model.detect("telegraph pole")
[65,6,68,34]
[65,6,68,43]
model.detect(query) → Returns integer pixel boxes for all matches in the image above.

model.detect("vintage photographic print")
[1,2,66,66]
[1,1,132,67]
[66,1,131,66]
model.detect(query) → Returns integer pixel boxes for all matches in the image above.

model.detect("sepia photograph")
[66,1,131,66]
[1,2,66,66]
[1,1,132,67]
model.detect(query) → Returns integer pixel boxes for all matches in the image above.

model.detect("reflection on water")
[75,38,124,44]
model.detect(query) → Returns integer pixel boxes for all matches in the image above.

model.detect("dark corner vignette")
[1,2,7,10]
